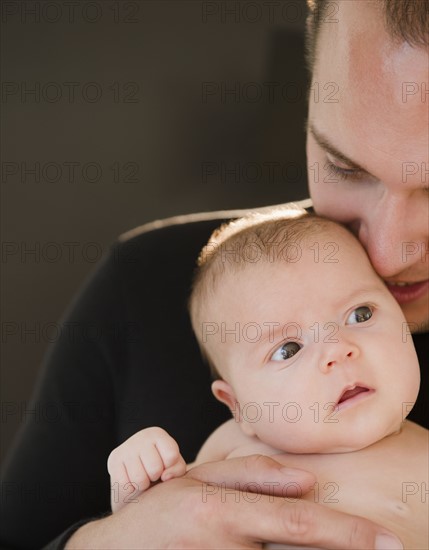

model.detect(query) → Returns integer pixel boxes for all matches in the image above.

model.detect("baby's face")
[205,226,420,453]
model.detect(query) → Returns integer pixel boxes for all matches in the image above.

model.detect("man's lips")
[385,280,429,304]
[336,384,375,411]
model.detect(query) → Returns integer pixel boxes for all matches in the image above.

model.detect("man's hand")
[67,455,403,549]
[107,426,187,512]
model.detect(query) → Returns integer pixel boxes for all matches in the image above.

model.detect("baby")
[107,207,428,549]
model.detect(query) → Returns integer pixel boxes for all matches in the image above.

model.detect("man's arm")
[0,216,230,548]
[66,456,404,550]
[0,250,119,549]
[0,213,404,550]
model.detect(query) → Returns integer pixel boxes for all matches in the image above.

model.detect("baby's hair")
[188,206,341,379]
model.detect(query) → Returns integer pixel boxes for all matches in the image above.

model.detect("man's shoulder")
[107,199,312,278]
[117,199,313,246]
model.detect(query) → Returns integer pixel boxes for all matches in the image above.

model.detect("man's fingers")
[186,454,316,497]
[185,458,404,549]
[230,496,403,550]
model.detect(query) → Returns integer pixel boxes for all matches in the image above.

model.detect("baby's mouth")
[336,384,374,410]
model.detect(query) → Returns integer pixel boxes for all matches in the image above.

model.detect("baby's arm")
[192,418,251,466]
[107,427,187,513]
[192,419,287,467]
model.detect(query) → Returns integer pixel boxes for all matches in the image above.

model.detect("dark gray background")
[1,0,309,463]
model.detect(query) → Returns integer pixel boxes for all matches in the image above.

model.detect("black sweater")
[1,210,427,549]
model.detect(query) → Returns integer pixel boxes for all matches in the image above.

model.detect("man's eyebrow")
[308,123,366,172]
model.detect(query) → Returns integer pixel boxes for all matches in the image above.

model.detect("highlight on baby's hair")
[188,205,337,379]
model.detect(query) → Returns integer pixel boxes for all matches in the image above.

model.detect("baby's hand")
[107,427,187,513]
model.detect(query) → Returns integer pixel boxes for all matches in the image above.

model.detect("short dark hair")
[306,0,429,71]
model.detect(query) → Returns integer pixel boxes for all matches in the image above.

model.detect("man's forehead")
[312,1,428,180]
[316,2,427,108]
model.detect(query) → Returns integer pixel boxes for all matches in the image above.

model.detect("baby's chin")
[282,422,404,455]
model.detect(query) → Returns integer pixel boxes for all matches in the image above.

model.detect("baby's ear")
[211,380,240,421]
[211,380,256,437]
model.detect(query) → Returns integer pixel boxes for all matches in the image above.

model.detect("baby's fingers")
[109,460,143,513]
[161,455,187,481]
[122,455,152,493]
[138,444,167,482]
[154,433,183,469]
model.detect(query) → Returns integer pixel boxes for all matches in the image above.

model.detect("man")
[1,1,427,548]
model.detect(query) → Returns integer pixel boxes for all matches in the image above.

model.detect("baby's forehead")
[208,235,376,308]
[198,219,373,312]
[219,224,363,273]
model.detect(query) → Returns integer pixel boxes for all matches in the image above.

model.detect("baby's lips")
[336,384,371,405]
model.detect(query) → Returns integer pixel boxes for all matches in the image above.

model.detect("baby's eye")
[270,341,302,362]
[347,306,373,324]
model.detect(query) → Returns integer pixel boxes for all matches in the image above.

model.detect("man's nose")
[318,338,360,374]
[357,194,427,278]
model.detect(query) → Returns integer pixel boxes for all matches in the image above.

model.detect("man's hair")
[188,206,338,379]
[306,0,429,72]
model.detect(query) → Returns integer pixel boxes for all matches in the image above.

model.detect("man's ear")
[211,380,240,421]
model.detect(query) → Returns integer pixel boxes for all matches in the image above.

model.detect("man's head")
[189,209,420,453]
[305,0,429,330]
[306,0,428,72]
